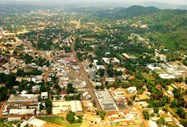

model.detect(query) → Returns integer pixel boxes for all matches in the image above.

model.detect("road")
[72,17,102,110]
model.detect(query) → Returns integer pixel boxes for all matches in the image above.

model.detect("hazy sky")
[1,0,187,5]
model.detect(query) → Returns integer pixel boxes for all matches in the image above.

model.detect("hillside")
[141,10,187,51]
[114,5,160,18]
[93,6,187,52]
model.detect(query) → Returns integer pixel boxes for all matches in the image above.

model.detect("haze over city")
[1,0,187,8]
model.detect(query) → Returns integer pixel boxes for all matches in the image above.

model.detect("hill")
[141,10,187,51]
[93,6,187,52]
[115,5,160,18]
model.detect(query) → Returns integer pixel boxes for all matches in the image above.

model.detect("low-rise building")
[28,117,46,127]
[41,92,48,99]
[52,100,83,114]
[127,87,137,93]
[8,94,39,102]
[9,109,35,115]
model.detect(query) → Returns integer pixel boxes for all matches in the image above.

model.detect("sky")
[0,0,187,6]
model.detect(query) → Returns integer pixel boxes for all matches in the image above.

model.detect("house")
[96,65,105,70]
[102,57,110,64]
[89,68,96,80]
[32,85,40,92]
[41,92,48,99]
[8,117,21,122]
[110,88,126,101]
[111,57,120,64]
[93,60,98,66]
[127,87,137,93]
[105,78,115,84]
[20,120,28,127]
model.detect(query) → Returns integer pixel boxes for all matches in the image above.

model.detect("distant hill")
[93,5,160,19]
[144,1,187,10]
[140,9,187,51]
[114,5,160,18]
[93,5,187,51]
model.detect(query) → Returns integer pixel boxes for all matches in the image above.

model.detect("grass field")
[39,117,81,127]
[0,119,9,127]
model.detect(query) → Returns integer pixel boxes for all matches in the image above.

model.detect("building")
[28,117,46,127]
[9,109,35,115]
[8,117,21,122]
[127,87,137,93]
[105,78,115,84]
[70,100,83,112]
[89,69,96,80]
[110,88,126,102]
[52,100,82,114]
[41,92,48,99]
[95,89,117,111]
[8,94,39,102]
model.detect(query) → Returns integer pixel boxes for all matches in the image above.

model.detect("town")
[0,3,187,127]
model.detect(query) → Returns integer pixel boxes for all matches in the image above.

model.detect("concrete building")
[95,89,117,111]
[70,100,82,112]
[28,117,46,127]
[89,69,96,80]
[52,100,82,114]
[41,92,48,99]
[127,87,137,93]
[8,94,39,102]
[9,109,35,115]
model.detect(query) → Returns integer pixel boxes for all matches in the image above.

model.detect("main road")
[72,17,102,110]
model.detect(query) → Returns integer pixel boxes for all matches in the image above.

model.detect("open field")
[39,116,81,127]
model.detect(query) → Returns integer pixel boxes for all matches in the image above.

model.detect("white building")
[41,92,48,99]
[70,100,83,112]
[127,87,137,93]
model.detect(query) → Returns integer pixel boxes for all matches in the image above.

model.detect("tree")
[127,101,133,106]
[143,110,150,120]
[176,108,186,119]
[66,83,75,94]
[96,110,106,120]
[45,99,52,114]
[0,73,5,83]
[39,103,44,110]
[0,87,7,101]
[5,74,17,88]
[98,69,105,77]
[66,111,76,123]
[16,69,25,76]
[157,117,166,125]
[154,108,159,114]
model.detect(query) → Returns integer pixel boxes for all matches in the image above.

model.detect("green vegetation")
[45,99,52,114]
[66,111,83,124]
[142,110,150,120]
[96,110,106,120]
[39,117,81,127]
[0,119,9,127]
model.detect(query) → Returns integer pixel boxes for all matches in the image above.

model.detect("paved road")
[72,18,102,110]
